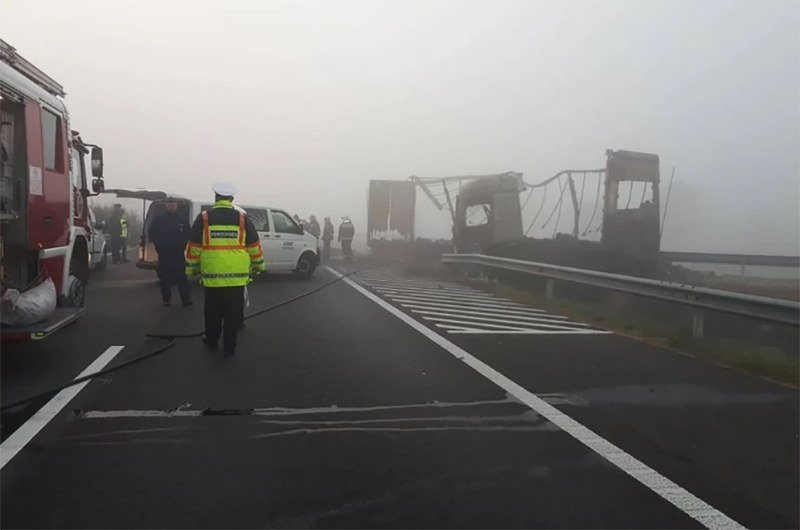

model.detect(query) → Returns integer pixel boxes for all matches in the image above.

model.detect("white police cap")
[212,182,237,197]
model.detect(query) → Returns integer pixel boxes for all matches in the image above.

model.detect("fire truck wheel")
[64,257,87,307]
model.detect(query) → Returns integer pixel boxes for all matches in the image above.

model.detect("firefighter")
[148,197,192,306]
[108,203,126,264]
[185,183,265,356]
[321,216,334,261]
[338,216,355,258]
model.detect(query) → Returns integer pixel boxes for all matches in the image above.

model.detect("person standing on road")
[185,183,265,356]
[108,203,125,264]
[148,197,192,307]
[338,216,355,259]
[307,215,321,238]
[119,210,130,262]
[321,216,334,261]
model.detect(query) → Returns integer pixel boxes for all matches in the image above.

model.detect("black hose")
[1,268,367,412]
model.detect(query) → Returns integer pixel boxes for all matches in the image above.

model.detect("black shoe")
[182,299,193,307]
[162,299,172,306]
[202,336,218,350]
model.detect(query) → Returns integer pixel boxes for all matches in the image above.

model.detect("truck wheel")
[63,257,87,307]
[294,252,317,280]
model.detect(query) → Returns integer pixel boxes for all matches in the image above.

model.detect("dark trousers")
[341,239,352,257]
[157,248,191,303]
[204,286,244,352]
[322,240,331,261]
[111,236,124,263]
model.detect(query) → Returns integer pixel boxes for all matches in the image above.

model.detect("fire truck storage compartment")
[1,93,34,290]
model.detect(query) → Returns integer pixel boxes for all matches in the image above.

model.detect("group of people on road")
[144,185,361,357]
[148,183,264,357]
[294,213,355,261]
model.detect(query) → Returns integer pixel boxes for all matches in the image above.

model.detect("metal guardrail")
[661,251,799,270]
[441,253,800,336]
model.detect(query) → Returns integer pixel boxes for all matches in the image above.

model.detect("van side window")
[42,109,62,171]
[244,208,269,231]
[271,210,300,234]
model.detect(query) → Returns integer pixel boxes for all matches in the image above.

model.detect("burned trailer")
[453,173,525,253]
[601,149,661,260]
[367,180,416,244]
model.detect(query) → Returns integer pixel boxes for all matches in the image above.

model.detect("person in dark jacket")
[307,215,321,238]
[321,216,334,261]
[108,204,124,264]
[148,197,192,306]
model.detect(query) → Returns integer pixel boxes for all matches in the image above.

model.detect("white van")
[109,190,320,278]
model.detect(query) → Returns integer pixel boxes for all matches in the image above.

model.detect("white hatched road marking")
[384,294,540,312]
[401,303,579,323]
[358,274,605,335]
[330,267,744,530]
[412,310,603,332]
[396,299,550,316]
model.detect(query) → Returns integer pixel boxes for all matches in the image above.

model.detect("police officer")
[108,203,129,264]
[148,197,192,306]
[185,183,265,356]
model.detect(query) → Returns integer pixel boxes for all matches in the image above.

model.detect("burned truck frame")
[453,173,525,253]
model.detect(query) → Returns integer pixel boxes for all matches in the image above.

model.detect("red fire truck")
[1,40,106,340]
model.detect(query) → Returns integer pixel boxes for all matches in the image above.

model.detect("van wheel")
[63,257,87,307]
[294,252,317,279]
[96,248,108,271]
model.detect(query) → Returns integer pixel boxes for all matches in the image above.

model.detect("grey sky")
[2,0,798,253]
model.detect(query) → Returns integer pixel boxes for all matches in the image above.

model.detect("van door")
[269,209,305,270]
[241,207,277,270]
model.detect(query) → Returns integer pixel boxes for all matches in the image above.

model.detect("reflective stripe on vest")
[199,207,251,287]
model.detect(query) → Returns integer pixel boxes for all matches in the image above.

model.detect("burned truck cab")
[453,173,525,253]
[601,149,661,260]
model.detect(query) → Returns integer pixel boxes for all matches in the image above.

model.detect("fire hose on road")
[1,268,367,412]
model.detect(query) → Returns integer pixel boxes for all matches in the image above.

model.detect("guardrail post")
[545,278,555,299]
[692,309,705,338]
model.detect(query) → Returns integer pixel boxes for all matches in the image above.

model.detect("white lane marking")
[79,398,520,418]
[405,305,591,326]
[386,294,538,312]
[448,329,613,335]
[397,299,549,316]
[374,287,504,303]
[359,278,480,293]
[371,285,500,300]
[331,267,743,530]
[415,311,603,332]
[423,316,536,331]
[1,345,126,470]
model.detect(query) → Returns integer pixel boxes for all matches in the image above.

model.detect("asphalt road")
[1,259,797,529]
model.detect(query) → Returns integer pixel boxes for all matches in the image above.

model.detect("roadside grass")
[484,282,800,387]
